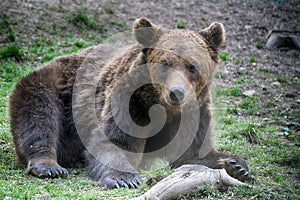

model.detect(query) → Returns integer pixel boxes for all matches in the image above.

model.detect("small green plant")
[176,22,186,29]
[219,53,231,61]
[223,117,234,125]
[42,53,55,62]
[74,39,92,48]
[235,58,244,65]
[249,55,256,63]
[255,37,264,49]
[6,31,16,42]
[255,42,263,49]
[98,24,108,33]
[236,79,242,84]
[147,12,154,18]
[276,76,289,83]
[0,44,23,61]
[226,106,238,115]
[240,97,253,110]
[273,174,284,183]
[230,86,239,96]
[105,6,115,14]
[74,39,85,48]
[68,9,97,29]
[239,97,259,116]
[242,123,259,144]
[249,107,258,115]
[108,21,124,28]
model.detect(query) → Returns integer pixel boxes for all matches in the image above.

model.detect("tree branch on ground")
[133,165,246,200]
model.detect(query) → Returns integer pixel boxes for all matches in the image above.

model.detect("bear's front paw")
[224,157,256,184]
[25,159,68,178]
[100,170,142,189]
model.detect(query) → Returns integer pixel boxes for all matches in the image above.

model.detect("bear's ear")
[199,22,225,50]
[133,17,163,47]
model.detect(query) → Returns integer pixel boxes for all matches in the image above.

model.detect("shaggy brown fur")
[9,17,255,188]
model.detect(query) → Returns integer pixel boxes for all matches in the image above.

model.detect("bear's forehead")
[150,31,211,63]
[161,30,206,46]
[156,30,209,55]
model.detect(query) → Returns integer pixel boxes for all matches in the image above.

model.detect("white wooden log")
[133,165,245,200]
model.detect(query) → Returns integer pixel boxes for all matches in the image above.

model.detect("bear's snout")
[168,87,185,106]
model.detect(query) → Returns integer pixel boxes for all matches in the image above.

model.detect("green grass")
[230,85,240,96]
[211,71,299,199]
[235,58,244,65]
[249,55,256,63]
[0,44,23,61]
[105,6,115,14]
[74,39,93,48]
[239,96,259,114]
[276,76,290,83]
[6,29,16,42]
[176,22,186,29]
[67,9,128,35]
[212,85,240,97]
[146,12,154,18]
[254,36,266,49]
[68,9,98,29]
[255,42,263,49]
[219,53,232,61]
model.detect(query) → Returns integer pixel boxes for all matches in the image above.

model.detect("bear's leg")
[170,106,255,183]
[10,81,68,178]
[171,146,255,184]
[86,125,145,189]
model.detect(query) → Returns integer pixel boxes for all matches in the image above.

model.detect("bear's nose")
[169,87,185,106]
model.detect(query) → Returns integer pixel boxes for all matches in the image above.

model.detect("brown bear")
[9,17,255,189]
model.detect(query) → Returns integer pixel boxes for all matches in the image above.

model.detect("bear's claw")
[100,171,142,189]
[25,161,68,178]
[224,157,256,184]
[234,164,242,170]
[228,159,237,164]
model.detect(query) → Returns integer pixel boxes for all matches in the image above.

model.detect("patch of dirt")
[1,0,300,186]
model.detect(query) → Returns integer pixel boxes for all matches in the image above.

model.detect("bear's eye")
[187,65,196,74]
[160,60,169,72]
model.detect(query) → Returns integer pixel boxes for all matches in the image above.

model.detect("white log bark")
[132,165,245,200]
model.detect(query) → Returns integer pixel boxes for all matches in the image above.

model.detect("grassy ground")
[0,4,299,200]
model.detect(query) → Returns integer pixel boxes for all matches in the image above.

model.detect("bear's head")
[133,17,225,107]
